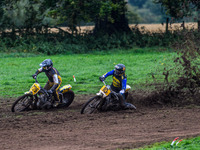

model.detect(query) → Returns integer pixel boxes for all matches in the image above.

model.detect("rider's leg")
[125,92,128,100]
[118,93,127,108]
[44,80,52,90]
[119,93,136,109]
[38,81,52,109]
[53,79,62,107]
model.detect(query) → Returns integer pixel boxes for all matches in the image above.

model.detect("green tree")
[0,0,134,36]
[49,0,131,34]
[0,0,57,37]
[189,0,200,31]
[49,0,96,34]
[128,0,148,8]
[93,0,130,34]
[154,0,191,19]
[126,4,141,24]
[153,0,200,31]
[128,0,166,23]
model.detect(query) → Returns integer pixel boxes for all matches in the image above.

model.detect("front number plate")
[100,85,111,96]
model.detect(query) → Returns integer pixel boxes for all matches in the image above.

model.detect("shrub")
[149,30,200,106]
[0,27,198,55]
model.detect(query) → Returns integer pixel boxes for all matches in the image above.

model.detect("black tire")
[62,90,75,108]
[81,96,102,114]
[11,94,32,112]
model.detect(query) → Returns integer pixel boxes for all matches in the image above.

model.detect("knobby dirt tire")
[81,96,102,114]
[62,90,75,108]
[11,94,32,112]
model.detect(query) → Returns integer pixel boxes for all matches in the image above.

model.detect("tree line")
[0,0,200,55]
[153,0,200,31]
[0,0,130,37]
[0,0,200,36]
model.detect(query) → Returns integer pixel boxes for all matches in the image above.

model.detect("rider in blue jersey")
[99,64,135,109]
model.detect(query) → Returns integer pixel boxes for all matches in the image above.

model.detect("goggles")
[115,69,125,75]
[43,66,48,70]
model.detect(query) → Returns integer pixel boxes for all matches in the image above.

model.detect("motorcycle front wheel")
[81,96,102,114]
[11,94,32,112]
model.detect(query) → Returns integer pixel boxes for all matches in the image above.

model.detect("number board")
[100,85,111,96]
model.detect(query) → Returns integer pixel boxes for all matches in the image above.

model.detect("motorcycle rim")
[11,94,32,112]
[81,96,102,114]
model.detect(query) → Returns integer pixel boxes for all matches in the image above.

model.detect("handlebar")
[102,80,111,90]
[102,81,106,86]
[33,76,51,96]
[33,76,39,83]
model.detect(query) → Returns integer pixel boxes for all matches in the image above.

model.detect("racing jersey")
[103,69,127,92]
[36,67,61,84]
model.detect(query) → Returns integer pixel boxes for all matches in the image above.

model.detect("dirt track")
[0,94,200,150]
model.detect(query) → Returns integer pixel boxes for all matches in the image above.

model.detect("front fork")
[29,95,38,109]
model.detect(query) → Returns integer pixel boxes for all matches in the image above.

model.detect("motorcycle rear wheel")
[11,94,32,112]
[61,90,74,108]
[81,96,102,114]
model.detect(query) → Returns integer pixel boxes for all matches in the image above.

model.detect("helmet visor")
[39,63,46,67]
[115,69,125,75]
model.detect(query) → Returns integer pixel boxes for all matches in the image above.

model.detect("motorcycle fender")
[96,90,107,98]
[60,84,72,93]
[96,91,103,96]
[25,91,31,95]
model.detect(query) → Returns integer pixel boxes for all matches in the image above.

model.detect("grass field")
[135,136,200,150]
[0,47,177,98]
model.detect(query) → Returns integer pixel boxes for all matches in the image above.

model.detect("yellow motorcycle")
[11,77,74,112]
[81,81,136,114]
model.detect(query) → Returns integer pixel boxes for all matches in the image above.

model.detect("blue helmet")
[114,64,125,76]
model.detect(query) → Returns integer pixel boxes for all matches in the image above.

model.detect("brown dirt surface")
[0,92,200,150]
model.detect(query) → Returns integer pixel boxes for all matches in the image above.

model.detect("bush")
[148,30,200,106]
[0,27,199,55]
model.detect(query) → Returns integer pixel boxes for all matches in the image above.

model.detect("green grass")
[133,136,200,150]
[0,47,177,98]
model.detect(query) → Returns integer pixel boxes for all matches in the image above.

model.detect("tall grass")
[0,48,177,98]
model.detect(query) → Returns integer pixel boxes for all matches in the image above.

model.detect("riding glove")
[32,74,37,79]
[99,76,105,82]
[120,89,125,94]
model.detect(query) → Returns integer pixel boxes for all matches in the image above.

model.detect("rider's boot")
[119,94,136,110]
[118,94,127,109]
[53,92,61,107]
[124,102,136,110]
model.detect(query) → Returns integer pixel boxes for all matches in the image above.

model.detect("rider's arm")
[121,78,127,90]
[104,69,114,78]
[99,70,114,82]
[32,68,42,78]
[35,67,43,75]
[120,76,127,94]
